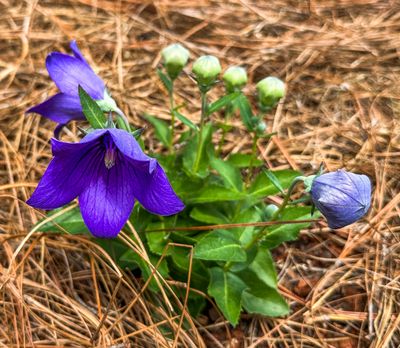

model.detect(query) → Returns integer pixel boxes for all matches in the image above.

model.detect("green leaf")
[39,207,89,235]
[194,230,246,262]
[242,287,289,317]
[207,92,240,115]
[157,69,173,93]
[237,93,256,131]
[78,86,106,129]
[190,205,229,224]
[210,158,243,192]
[248,247,277,289]
[187,185,245,204]
[169,247,209,292]
[262,169,285,194]
[237,270,289,317]
[173,110,198,130]
[183,124,214,178]
[120,250,169,292]
[249,170,300,199]
[227,153,263,168]
[233,206,262,244]
[145,114,171,147]
[146,230,171,256]
[261,206,317,249]
[208,267,247,326]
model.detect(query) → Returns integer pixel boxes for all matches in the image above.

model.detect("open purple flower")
[27,41,109,136]
[27,128,184,238]
[310,169,371,229]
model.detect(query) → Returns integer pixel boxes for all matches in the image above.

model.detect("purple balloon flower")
[27,128,185,238]
[27,41,108,135]
[310,170,371,229]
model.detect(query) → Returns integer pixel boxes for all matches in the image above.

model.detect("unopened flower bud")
[310,169,371,229]
[192,55,221,87]
[255,120,267,135]
[161,43,190,80]
[264,204,279,219]
[223,66,247,92]
[256,77,285,110]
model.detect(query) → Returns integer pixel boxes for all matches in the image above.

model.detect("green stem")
[217,103,232,156]
[192,90,208,173]
[246,131,259,184]
[115,107,131,132]
[169,82,175,153]
[269,177,304,221]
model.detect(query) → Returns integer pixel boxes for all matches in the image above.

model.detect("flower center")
[104,136,117,169]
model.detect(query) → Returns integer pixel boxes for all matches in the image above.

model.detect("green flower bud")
[256,76,285,110]
[192,55,221,87]
[264,204,279,219]
[223,66,247,92]
[255,120,267,135]
[161,43,190,80]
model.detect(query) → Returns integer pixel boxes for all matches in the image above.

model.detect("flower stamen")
[104,137,116,169]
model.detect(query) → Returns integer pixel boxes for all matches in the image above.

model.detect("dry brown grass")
[1,0,400,347]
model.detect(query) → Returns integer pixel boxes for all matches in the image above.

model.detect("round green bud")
[256,76,285,110]
[161,43,190,80]
[192,55,221,87]
[255,120,267,135]
[223,66,247,92]
[264,204,279,219]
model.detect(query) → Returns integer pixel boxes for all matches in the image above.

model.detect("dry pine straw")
[1,0,400,347]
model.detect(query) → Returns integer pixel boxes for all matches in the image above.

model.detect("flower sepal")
[96,90,118,113]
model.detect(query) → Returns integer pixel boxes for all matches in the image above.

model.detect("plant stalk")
[169,83,175,153]
[192,90,208,173]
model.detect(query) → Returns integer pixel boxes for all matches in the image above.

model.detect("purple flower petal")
[109,128,157,172]
[27,137,100,210]
[69,40,88,65]
[131,162,185,216]
[46,52,105,100]
[27,93,85,124]
[78,158,136,238]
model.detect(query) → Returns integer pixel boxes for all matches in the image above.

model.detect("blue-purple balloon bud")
[310,170,371,229]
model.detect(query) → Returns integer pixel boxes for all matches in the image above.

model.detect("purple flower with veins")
[27,41,115,136]
[27,128,184,238]
[310,169,371,229]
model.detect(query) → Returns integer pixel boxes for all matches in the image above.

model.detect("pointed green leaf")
[190,205,229,224]
[237,270,289,317]
[262,168,285,194]
[145,114,171,147]
[194,230,246,262]
[210,158,243,192]
[207,92,240,115]
[261,206,318,249]
[249,170,301,199]
[38,207,88,235]
[187,185,245,204]
[78,86,106,129]
[242,287,289,317]
[157,69,173,93]
[227,153,263,168]
[173,110,198,130]
[237,93,256,131]
[248,247,277,288]
[208,267,247,325]
[183,124,213,178]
